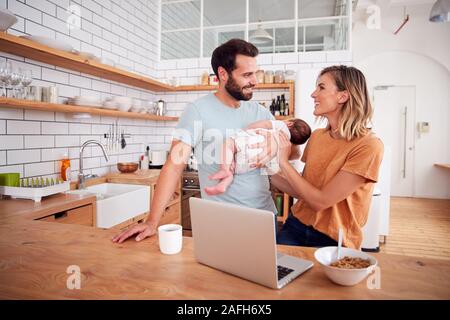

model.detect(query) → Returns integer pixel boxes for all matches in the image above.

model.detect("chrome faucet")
[78,140,109,189]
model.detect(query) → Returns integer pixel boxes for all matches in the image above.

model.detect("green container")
[275,195,283,216]
[0,173,20,187]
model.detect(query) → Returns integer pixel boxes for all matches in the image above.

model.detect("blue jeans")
[277,214,338,247]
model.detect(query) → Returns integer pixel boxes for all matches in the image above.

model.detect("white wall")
[353,2,450,71]
[0,0,174,181]
[357,52,450,199]
[353,2,450,199]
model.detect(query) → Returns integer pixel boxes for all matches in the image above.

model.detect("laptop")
[189,197,314,289]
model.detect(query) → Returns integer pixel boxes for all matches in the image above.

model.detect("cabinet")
[37,203,94,226]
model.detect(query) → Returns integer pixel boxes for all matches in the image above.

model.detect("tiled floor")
[379,197,450,261]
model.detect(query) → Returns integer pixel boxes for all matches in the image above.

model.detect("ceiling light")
[249,24,273,44]
[429,0,450,22]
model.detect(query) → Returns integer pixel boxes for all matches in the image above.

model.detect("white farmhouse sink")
[67,183,150,228]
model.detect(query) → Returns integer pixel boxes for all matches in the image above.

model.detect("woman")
[270,65,383,249]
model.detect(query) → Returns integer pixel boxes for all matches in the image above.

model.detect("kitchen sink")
[66,183,150,228]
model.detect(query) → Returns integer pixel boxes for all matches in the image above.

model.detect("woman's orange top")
[291,128,384,249]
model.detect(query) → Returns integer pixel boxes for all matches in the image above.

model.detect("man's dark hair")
[211,39,258,77]
[288,119,311,145]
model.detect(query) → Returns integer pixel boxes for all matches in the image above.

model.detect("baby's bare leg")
[208,138,236,180]
[205,138,237,195]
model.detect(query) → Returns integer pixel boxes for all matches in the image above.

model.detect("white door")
[372,86,416,197]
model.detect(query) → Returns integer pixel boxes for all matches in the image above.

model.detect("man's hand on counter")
[111,221,157,243]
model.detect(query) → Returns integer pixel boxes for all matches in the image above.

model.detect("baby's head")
[284,119,311,145]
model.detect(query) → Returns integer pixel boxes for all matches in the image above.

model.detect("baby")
[204,118,311,195]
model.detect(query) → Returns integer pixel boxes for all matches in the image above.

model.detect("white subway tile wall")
[0,0,172,180]
[0,0,352,181]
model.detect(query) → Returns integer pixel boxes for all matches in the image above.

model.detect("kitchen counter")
[0,214,449,299]
[0,171,448,299]
[0,192,96,224]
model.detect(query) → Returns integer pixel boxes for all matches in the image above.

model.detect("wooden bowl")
[117,162,138,173]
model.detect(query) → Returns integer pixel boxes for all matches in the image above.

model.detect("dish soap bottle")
[61,153,71,181]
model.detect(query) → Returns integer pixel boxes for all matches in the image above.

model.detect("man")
[112,39,277,243]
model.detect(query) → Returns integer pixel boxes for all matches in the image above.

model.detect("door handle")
[402,106,408,179]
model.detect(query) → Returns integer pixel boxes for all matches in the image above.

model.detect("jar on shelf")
[201,71,209,85]
[274,70,284,84]
[284,70,295,83]
[209,73,218,86]
[264,70,274,84]
[256,70,265,84]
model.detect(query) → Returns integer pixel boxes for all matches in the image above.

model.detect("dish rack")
[0,181,70,202]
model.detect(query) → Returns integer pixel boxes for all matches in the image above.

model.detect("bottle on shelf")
[275,96,281,116]
[270,98,276,115]
[60,153,71,181]
[284,102,289,116]
[280,94,286,116]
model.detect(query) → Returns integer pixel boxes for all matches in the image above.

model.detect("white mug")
[158,224,182,255]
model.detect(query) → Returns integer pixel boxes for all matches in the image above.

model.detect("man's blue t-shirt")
[173,93,276,213]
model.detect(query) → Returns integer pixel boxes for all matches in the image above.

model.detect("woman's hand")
[248,129,278,168]
[111,221,157,243]
[277,131,292,165]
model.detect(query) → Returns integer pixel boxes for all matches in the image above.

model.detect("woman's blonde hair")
[319,65,373,141]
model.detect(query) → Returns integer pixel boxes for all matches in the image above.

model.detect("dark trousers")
[277,214,338,247]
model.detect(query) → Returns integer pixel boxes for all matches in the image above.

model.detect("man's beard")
[225,74,254,101]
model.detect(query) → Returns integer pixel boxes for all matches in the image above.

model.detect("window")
[160,0,351,60]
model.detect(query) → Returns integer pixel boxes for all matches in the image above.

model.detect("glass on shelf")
[20,69,33,99]
[0,60,12,97]
[9,68,22,99]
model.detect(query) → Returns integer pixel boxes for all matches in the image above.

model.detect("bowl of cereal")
[314,246,377,286]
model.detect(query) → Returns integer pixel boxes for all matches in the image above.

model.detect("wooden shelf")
[174,83,294,91]
[175,82,295,117]
[0,97,178,121]
[0,32,296,118]
[0,32,174,92]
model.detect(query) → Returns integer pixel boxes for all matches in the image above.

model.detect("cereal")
[330,256,371,269]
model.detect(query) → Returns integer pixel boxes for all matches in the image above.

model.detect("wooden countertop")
[0,192,96,223]
[0,217,449,299]
[0,171,448,299]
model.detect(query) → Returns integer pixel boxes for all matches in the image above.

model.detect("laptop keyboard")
[277,265,294,281]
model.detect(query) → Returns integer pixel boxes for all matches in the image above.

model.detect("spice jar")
[284,70,295,83]
[209,73,218,85]
[256,70,265,84]
[274,70,284,84]
[264,70,274,84]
